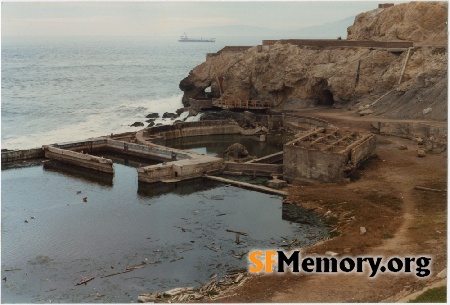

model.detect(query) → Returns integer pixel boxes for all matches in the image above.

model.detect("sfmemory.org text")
[248,250,432,278]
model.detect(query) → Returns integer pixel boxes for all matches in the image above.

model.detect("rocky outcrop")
[179,2,447,121]
[347,2,448,45]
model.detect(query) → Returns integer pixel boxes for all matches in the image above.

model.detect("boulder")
[145,118,155,123]
[417,149,426,157]
[130,122,144,127]
[223,143,253,162]
[162,112,178,119]
[147,121,155,127]
[146,113,159,119]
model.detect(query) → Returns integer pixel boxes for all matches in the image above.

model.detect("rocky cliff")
[179,2,447,121]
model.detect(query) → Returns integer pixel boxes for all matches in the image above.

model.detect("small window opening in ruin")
[174,172,178,177]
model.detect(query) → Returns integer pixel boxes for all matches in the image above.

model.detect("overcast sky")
[2,1,389,38]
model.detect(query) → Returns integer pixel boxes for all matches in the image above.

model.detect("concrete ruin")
[283,128,376,183]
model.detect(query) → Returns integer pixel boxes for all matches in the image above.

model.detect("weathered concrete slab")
[138,155,224,184]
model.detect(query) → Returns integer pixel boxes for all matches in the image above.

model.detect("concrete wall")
[283,114,332,129]
[53,139,108,153]
[255,114,284,130]
[283,145,348,183]
[44,146,114,173]
[224,162,283,176]
[262,39,413,49]
[106,139,192,162]
[143,120,242,140]
[374,121,447,139]
[189,98,213,112]
[2,148,45,163]
[350,135,377,167]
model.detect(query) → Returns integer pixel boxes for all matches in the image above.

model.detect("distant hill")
[186,16,354,40]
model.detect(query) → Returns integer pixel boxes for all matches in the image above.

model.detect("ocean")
[1,36,262,150]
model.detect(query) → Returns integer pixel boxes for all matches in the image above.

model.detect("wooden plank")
[204,175,287,196]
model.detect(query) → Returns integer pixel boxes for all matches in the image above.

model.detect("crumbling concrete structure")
[283,128,376,183]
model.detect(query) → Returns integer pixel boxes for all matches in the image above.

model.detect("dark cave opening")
[317,89,335,107]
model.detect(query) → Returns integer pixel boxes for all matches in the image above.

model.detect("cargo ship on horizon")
[178,33,215,42]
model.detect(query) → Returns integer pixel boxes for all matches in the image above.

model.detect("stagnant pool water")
[165,133,294,158]
[2,157,328,303]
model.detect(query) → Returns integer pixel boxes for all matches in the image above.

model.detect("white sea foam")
[2,95,184,150]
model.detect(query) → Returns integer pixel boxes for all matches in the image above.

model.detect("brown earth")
[206,109,447,303]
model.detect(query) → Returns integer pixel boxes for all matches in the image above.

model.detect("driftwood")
[414,185,446,192]
[231,250,249,259]
[75,276,95,286]
[226,229,248,236]
[101,261,161,278]
[280,238,299,248]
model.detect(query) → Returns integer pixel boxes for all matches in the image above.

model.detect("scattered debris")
[76,191,82,194]
[138,268,249,303]
[83,197,88,202]
[75,276,95,286]
[231,249,249,259]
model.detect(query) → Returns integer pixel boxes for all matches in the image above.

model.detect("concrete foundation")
[283,128,376,183]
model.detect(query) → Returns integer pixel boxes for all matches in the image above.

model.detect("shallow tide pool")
[2,158,328,303]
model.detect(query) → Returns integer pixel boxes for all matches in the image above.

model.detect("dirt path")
[212,111,447,303]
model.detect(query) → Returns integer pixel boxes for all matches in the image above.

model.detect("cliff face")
[179,2,447,121]
[347,2,448,45]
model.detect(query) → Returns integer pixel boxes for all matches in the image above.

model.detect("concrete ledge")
[1,148,44,163]
[44,146,114,174]
[143,120,243,141]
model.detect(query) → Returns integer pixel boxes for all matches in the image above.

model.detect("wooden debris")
[75,276,95,286]
[231,249,249,259]
[225,229,248,236]
[137,270,249,303]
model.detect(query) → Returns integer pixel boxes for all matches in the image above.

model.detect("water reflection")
[137,178,220,199]
[43,160,113,187]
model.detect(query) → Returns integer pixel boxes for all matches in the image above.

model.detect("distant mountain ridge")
[187,16,354,40]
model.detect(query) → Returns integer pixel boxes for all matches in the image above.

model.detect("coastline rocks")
[147,121,155,127]
[130,122,144,127]
[162,112,178,119]
[146,113,159,119]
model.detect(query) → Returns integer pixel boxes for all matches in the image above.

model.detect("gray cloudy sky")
[2,1,385,38]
